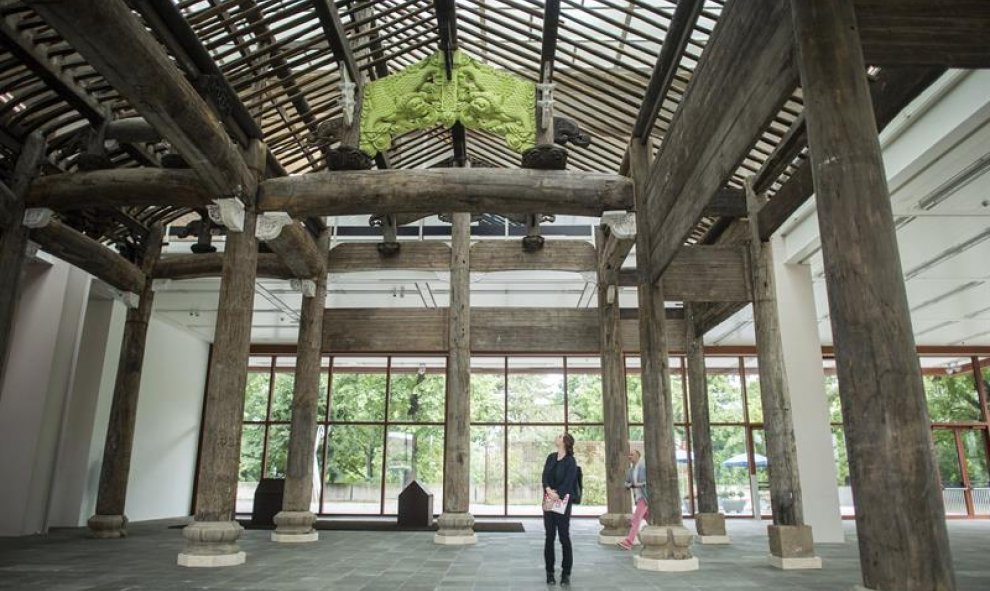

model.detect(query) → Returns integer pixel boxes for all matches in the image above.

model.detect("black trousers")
[543,505,573,575]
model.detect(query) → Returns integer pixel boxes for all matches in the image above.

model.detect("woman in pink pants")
[618,448,647,550]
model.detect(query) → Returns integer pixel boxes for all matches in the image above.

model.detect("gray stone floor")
[1,517,988,590]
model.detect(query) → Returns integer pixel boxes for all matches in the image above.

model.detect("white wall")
[0,256,91,536]
[47,295,126,527]
[124,315,209,522]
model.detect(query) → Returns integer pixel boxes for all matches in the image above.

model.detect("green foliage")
[924,373,980,422]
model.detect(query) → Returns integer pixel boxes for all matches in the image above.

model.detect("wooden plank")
[685,305,717,515]
[793,1,954,587]
[0,179,16,228]
[856,0,990,67]
[312,0,359,83]
[645,0,798,281]
[470,240,596,273]
[597,213,636,283]
[31,219,146,294]
[258,169,634,217]
[756,66,945,240]
[704,188,748,219]
[27,0,254,197]
[321,307,685,353]
[329,242,451,273]
[26,168,213,211]
[617,245,750,302]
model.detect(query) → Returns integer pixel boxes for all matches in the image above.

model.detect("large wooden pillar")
[629,140,697,571]
[87,224,163,539]
[685,304,728,544]
[178,145,263,568]
[273,229,330,543]
[0,133,45,395]
[746,180,820,568]
[434,211,475,545]
[791,2,955,589]
[596,226,632,544]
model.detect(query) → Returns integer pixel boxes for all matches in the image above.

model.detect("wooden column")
[179,144,264,568]
[0,133,45,395]
[791,1,955,588]
[87,225,163,539]
[685,304,728,544]
[596,227,632,543]
[273,229,330,543]
[434,212,475,544]
[629,139,696,571]
[746,179,819,568]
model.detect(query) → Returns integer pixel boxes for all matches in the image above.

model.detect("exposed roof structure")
[0,0,811,248]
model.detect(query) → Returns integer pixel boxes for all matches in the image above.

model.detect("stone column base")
[433,512,476,546]
[695,512,730,545]
[699,535,731,545]
[87,514,127,539]
[635,525,699,572]
[598,512,631,545]
[177,521,246,568]
[767,524,821,570]
[272,510,318,543]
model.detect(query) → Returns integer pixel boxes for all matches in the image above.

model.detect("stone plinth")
[272,510,318,543]
[768,524,821,569]
[87,514,127,539]
[434,512,476,545]
[177,521,246,567]
[634,525,699,572]
[598,512,632,545]
[695,512,730,545]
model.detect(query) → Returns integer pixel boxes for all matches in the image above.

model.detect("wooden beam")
[618,245,750,302]
[704,188,748,219]
[755,66,945,241]
[631,0,705,142]
[856,0,990,67]
[597,212,636,284]
[471,239,596,273]
[322,307,686,353]
[0,181,15,228]
[30,219,145,294]
[536,0,561,144]
[27,0,254,197]
[645,0,798,282]
[312,0,359,84]
[259,169,634,217]
[264,221,325,279]
[153,252,292,281]
[328,241,450,273]
[26,168,213,211]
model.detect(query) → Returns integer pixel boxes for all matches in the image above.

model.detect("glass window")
[383,426,444,513]
[711,426,750,515]
[832,427,855,516]
[264,424,291,478]
[670,357,686,424]
[567,357,603,424]
[331,357,388,422]
[270,370,294,422]
[471,357,505,423]
[626,357,643,424]
[507,425,560,515]
[243,371,271,422]
[743,358,763,423]
[824,359,843,423]
[388,357,446,423]
[707,357,745,423]
[237,424,265,513]
[569,426,606,514]
[324,424,384,514]
[507,357,564,423]
[470,425,505,516]
[924,370,981,422]
[317,369,330,422]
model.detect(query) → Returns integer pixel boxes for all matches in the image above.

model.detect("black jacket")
[542,453,578,498]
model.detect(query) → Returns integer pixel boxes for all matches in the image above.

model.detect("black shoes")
[546,572,556,585]
[560,572,571,587]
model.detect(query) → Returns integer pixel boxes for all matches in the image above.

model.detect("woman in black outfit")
[542,432,578,586]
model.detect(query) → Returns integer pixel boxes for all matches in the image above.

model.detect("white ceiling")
[151,69,990,355]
